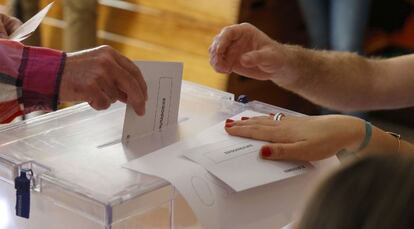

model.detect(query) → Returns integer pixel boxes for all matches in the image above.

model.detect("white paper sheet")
[123,110,340,229]
[9,2,54,42]
[183,112,313,191]
[122,61,182,144]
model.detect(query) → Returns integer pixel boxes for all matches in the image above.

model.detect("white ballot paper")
[122,61,182,143]
[9,2,54,42]
[184,136,312,192]
[124,110,340,229]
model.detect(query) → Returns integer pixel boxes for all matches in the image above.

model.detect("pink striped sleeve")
[19,45,66,113]
[0,39,66,123]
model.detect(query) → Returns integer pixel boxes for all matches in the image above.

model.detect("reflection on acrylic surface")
[0,198,10,229]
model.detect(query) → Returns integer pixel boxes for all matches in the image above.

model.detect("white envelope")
[9,2,54,42]
[183,111,313,192]
[122,61,182,144]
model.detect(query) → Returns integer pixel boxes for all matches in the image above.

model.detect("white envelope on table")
[183,110,313,192]
[123,109,340,229]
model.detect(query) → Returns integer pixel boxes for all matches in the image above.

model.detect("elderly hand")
[0,14,22,38]
[224,114,365,161]
[60,45,148,115]
[209,23,297,85]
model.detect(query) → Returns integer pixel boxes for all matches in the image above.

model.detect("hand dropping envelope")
[122,61,182,143]
[9,2,54,42]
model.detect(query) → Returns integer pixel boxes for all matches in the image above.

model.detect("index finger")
[215,24,243,55]
[114,65,146,115]
[210,26,243,73]
[111,50,148,101]
[225,124,293,143]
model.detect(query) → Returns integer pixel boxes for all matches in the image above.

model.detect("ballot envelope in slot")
[0,81,334,229]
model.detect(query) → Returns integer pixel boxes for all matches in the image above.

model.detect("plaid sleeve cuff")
[18,46,66,113]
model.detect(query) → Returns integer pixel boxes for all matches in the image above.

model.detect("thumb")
[240,48,285,73]
[5,16,23,35]
[260,142,311,161]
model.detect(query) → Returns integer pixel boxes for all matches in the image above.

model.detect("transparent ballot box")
[0,81,310,229]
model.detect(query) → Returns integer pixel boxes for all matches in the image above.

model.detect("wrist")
[333,115,366,153]
[270,43,306,88]
[59,54,83,103]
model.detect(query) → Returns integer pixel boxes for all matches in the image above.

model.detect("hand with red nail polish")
[225,114,367,161]
[225,122,234,128]
[261,146,272,158]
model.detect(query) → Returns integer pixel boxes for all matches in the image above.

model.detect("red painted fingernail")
[261,147,272,158]
[226,119,234,123]
[241,117,250,120]
[225,123,234,128]
[269,113,275,116]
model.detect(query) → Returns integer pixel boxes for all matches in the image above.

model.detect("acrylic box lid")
[0,81,238,208]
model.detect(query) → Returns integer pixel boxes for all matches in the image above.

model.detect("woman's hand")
[225,114,365,161]
[0,14,22,38]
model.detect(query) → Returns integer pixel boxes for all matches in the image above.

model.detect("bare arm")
[210,23,414,112]
[280,46,414,111]
[224,114,414,161]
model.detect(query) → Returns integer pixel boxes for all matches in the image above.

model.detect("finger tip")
[134,106,145,116]
[214,64,232,74]
[225,123,234,128]
[140,108,146,116]
[260,146,272,158]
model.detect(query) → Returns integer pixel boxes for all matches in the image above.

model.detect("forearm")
[335,116,414,156]
[273,44,384,112]
[359,124,414,156]
[212,23,414,111]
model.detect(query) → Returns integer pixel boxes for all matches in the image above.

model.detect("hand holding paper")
[60,49,149,114]
[122,61,182,143]
[9,2,54,41]
[0,14,22,38]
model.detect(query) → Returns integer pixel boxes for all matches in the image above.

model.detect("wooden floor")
[0,0,237,90]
